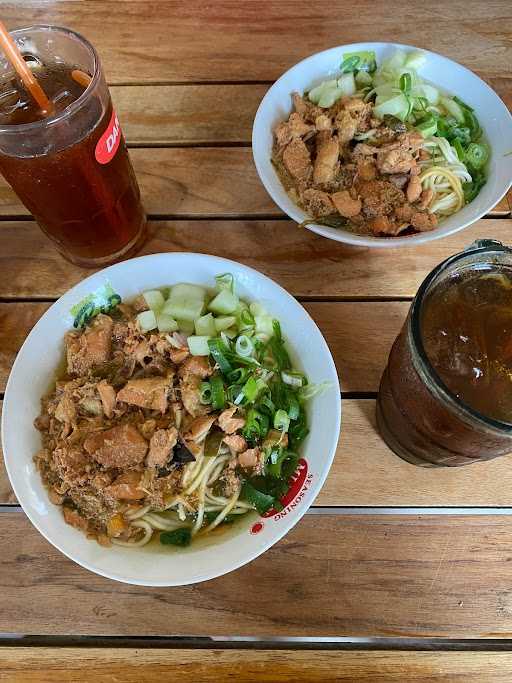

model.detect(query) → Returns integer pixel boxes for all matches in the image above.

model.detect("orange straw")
[0,21,53,115]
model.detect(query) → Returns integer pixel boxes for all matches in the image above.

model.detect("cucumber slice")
[164,283,206,321]
[214,315,237,332]
[177,319,195,335]
[187,335,211,356]
[137,310,158,332]
[255,314,274,337]
[143,289,165,312]
[208,289,239,315]
[441,96,465,123]
[249,302,268,317]
[223,326,238,339]
[195,313,216,336]
[156,313,178,333]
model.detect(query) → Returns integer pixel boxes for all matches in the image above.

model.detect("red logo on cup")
[262,458,309,518]
[95,110,122,164]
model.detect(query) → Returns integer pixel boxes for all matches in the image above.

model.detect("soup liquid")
[0,63,145,266]
[421,266,512,423]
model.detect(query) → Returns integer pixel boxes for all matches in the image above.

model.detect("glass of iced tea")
[377,239,512,467]
[0,25,146,267]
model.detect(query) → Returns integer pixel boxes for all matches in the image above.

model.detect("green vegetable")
[214,315,237,332]
[241,376,260,403]
[337,72,356,97]
[160,528,192,547]
[156,312,179,333]
[399,72,412,96]
[266,448,298,479]
[195,313,216,337]
[281,371,306,388]
[342,50,377,73]
[288,405,309,448]
[415,113,437,138]
[452,138,465,161]
[176,318,195,335]
[209,375,226,410]
[240,481,276,515]
[242,408,269,444]
[465,142,489,170]
[143,289,165,312]
[299,381,333,401]
[215,273,234,292]
[453,95,473,112]
[268,321,291,370]
[373,93,410,121]
[355,70,372,87]
[235,335,254,357]
[204,511,235,525]
[463,170,486,203]
[164,283,206,322]
[137,310,158,332]
[204,430,224,458]
[208,338,233,374]
[274,409,290,433]
[440,96,465,124]
[187,335,211,356]
[199,381,212,404]
[208,289,239,315]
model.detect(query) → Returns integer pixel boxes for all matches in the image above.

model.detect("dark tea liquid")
[421,267,512,423]
[0,62,145,265]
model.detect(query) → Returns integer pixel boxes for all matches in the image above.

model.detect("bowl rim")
[1,252,342,586]
[252,41,512,248]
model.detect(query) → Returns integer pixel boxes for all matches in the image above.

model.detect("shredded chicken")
[34,302,257,546]
[272,93,437,237]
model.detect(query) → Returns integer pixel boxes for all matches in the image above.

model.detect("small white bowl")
[252,42,512,248]
[2,253,341,586]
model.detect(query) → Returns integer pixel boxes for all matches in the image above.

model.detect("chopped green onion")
[453,95,473,112]
[415,113,437,138]
[266,448,293,479]
[242,376,259,403]
[281,370,305,387]
[227,367,250,384]
[465,142,489,170]
[208,338,232,374]
[209,375,226,410]
[199,382,212,404]
[239,308,255,328]
[215,273,234,292]
[242,408,269,444]
[287,395,300,420]
[160,528,192,547]
[235,335,254,357]
[274,409,290,433]
[452,138,465,161]
[399,72,412,96]
[299,381,333,401]
[340,55,360,73]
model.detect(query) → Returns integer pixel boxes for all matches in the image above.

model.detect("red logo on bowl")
[250,522,264,535]
[262,458,309,518]
[95,110,123,164]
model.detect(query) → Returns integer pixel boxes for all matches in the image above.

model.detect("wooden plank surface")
[4,398,512,507]
[0,301,407,394]
[4,1,511,89]
[0,148,508,218]
[111,84,267,145]
[3,648,512,683]
[1,218,511,300]
[2,512,512,637]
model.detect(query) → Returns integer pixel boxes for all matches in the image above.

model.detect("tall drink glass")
[0,25,146,267]
[377,240,512,467]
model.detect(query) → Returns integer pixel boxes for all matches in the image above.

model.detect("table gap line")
[126,141,252,149]
[5,505,512,515]
[108,80,275,87]
[0,296,413,304]
[2,634,512,650]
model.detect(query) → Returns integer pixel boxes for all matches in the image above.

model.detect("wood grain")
[2,511,512,637]
[0,148,508,218]
[3,1,511,88]
[0,301,406,394]
[110,84,267,145]
[1,218,511,300]
[4,398,512,507]
[2,649,512,682]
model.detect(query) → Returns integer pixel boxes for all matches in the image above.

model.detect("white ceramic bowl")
[252,42,512,248]
[2,253,341,586]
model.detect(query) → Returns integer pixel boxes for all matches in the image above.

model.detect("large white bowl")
[2,253,341,586]
[252,42,512,248]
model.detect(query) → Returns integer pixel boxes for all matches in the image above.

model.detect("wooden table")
[1,2,512,680]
